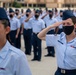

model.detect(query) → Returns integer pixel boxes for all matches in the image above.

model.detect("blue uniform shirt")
[0,41,32,75]
[30,17,45,33]
[46,32,76,70]
[15,14,22,25]
[56,16,63,29]
[9,17,20,31]
[22,15,32,29]
[43,15,58,30]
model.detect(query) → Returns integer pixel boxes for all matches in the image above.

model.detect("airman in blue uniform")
[38,10,76,75]
[22,9,32,55]
[43,10,58,57]
[0,7,32,75]
[9,8,20,48]
[29,10,45,61]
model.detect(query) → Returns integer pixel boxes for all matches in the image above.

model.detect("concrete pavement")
[21,35,57,75]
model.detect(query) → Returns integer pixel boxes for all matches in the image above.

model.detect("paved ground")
[21,35,57,75]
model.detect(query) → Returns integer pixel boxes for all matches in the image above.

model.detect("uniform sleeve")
[20,16,24,24]
[46,35,57,46]
[15,53,32,75]
[16,19,21,28]
[54,18,58,22]
[29,18,33,28]
[43,16,47,23]
[41,20,45,29]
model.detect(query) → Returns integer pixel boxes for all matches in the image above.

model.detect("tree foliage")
[13,1,22,8]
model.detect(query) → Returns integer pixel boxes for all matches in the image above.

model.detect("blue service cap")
[0,7,9,20]
[15,9,19,11]
[9,8,14,13]
[48,10,53,13]
[60,10,63,13]
[35,9,40,13]
[63,10,74,20]
[26,9,31,13]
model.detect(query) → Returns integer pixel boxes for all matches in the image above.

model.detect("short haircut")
[71,16,76,24]
[0,19,10,28]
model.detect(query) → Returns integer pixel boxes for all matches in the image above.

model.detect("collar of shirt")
[49,17,53,20]
[0,41,10,59]
[60,32,65,40]
[67,37,76,44]
[58,32,66,44]
[58,16,62,20]
[60,32,76,44]
[9,17,15,21]
[33,17,40,21]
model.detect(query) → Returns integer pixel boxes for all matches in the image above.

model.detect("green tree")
[13,1,22,8]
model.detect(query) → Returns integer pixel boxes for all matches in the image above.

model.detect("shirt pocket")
[38,23,41,28]
[0,70,6,75]
[69,47,76,56]
[12,22,17,28]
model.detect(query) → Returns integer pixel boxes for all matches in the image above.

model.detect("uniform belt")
[11,30,17,32]
[25,28,31,30]
[58,67,76,74]
[33,32,39,35]
[59,28,63,30]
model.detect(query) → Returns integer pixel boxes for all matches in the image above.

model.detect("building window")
[33,4,36,7]
[17,0,21,1]
[21,3,27,7]
[29,4,32,7]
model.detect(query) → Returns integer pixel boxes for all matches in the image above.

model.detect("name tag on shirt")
[58,40,63,44]
[70,45,76,49]
[0,68,5,70]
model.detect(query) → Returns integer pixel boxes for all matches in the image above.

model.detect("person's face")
[0,22,10,41]
[63,18,76,35]
[35,13,40,19]
[9,12,14,18]
[60,12,63,17]
[26,12,30,17]
[35,13,40,15]
[49,12,53,18]
[63,18,74,26]
[15,11,19,15]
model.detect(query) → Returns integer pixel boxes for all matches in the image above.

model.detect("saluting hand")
[15,34,18,39]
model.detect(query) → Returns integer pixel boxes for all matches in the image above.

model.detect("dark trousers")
[47,30,55,55]
[55,68,76,75]
[16,31,21,49]
[9,30,17,47]
[32,33,42,60]
[23,29,32,54]
[16,27,22,49]
[47,46,55,55]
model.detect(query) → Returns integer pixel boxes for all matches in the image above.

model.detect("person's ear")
[5,26,10,35]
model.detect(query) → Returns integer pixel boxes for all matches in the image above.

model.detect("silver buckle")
[61,69,66,74]
[25,29,28,30]
[34,32,38,34]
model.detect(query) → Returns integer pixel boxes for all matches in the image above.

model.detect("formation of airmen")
[0,7,76,75]
[6,7,76,62]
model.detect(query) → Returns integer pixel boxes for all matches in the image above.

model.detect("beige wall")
[0,0,14,3]
[28,0,45,3]
[1,0,76,8]
[46,3,58,8]
[65,0,76,4]
[46,0,54,3]
[40,0,45,3]
[28,0,37,3]
[0,1,3,7]
[57,0,64,3]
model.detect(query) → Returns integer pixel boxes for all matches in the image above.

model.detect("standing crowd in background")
[6,7,76,61]
[0,6,76,75]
